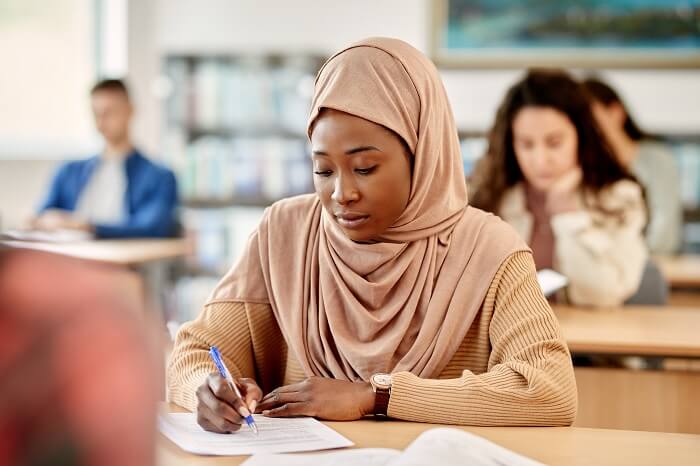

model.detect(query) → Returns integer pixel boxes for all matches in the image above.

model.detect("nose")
[531,145,552,172]
[331,174,360,205]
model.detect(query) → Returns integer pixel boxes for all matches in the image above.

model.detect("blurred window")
[0,0,126,158]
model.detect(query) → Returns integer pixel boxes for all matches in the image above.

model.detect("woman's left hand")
[256,376,375,421]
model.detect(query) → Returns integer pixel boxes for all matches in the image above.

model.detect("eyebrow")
[312,145,382,156]
[545,132,565,139]
[514,131,565,140]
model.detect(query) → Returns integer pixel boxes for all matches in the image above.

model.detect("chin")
[342,230,374,243]
[336,224,379,243]
[530,180,554,192]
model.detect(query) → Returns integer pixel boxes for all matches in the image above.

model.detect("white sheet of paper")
[391,428,544,466]
[159,413,353,456]
[243,448,399,466]
[536,268,568,297]
[1,229,93,243]
[243,428,543,466]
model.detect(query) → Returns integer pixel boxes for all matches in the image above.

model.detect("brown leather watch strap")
[373,388,390,416]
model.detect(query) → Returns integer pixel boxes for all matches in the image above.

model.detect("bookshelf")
[160,53,327,321]
[161,53,327,208]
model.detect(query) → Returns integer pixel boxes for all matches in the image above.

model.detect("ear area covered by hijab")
[209,37,529,382]
[308,37,470,243]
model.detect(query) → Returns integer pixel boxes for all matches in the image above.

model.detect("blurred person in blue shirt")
[31,79,179,238]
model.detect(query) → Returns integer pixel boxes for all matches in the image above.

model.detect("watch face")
[372,373,392,388]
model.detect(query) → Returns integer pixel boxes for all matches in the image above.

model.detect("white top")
[499,180,648,307]
[75,157,127,225]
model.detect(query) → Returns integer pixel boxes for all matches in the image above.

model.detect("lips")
[334,212,370,229]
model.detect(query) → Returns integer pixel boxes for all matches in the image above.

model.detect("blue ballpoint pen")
[209,346,259,435]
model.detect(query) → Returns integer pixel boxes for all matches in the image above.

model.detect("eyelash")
[313,166,377,177]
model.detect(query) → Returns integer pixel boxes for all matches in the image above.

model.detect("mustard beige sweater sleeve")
[387,251,578,426]
[168,251,577,426]
[167,301,286,412]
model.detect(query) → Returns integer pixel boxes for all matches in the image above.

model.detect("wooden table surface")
[655,255,700,288]
[554,305,700,357]
[1,238,191,266]
[158,404,700,466]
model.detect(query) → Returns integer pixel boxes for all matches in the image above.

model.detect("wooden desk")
[158,404,700,466]
[553,305,700,357]
[553,305,700,433]
[1,239,192,315]
[1,238,191,266]
[668,290,700,307]
[655,255,700,289]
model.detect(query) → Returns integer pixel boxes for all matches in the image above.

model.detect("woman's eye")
[313,170,332,177]
[516,140,533,151]
[355,166,377,175]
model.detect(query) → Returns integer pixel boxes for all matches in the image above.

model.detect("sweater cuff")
[387,371,462,423]
[167,365,215,412]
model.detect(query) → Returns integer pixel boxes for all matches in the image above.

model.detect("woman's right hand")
[195,373,263,433]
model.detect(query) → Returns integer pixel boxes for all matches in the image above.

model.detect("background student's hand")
[195,373,263,433]
[546,166,583,215]
[256,376,375,421]
[31,209,92,232]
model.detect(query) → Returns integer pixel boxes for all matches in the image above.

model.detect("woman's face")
[310,109,412,243]
[511,106,579,192]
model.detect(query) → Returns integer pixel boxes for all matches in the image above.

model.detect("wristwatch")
[370,373,392,416]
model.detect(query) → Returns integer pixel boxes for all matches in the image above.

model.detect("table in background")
[1,238,192,314]
[655,255,700,306]
[554,305,700,434]
[0,238,191,265]
[158,403,700,466]
[555,305,700,358]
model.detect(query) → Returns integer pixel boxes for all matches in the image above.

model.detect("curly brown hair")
[469,69,637,214]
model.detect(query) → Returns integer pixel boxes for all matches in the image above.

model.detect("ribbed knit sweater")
[167,251,577,426]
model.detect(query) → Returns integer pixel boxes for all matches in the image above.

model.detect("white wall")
[155,0,431,54]
[127,0,699,153]
[126,0,161,158]
[442,69,700,136]
[0,160,59,229]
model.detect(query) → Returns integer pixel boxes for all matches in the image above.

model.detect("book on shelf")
[170,135,312,202]
[163,54,323,207]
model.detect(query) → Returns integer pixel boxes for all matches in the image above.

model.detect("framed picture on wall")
[432,0,700,68]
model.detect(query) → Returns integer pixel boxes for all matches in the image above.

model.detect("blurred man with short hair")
[32,79,179,238]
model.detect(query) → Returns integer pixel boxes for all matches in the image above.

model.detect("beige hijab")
[210,38,528,382]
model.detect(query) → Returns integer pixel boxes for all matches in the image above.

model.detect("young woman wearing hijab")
[470,70,648,308]
[167,39,577,431]
[582,77,683,255]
